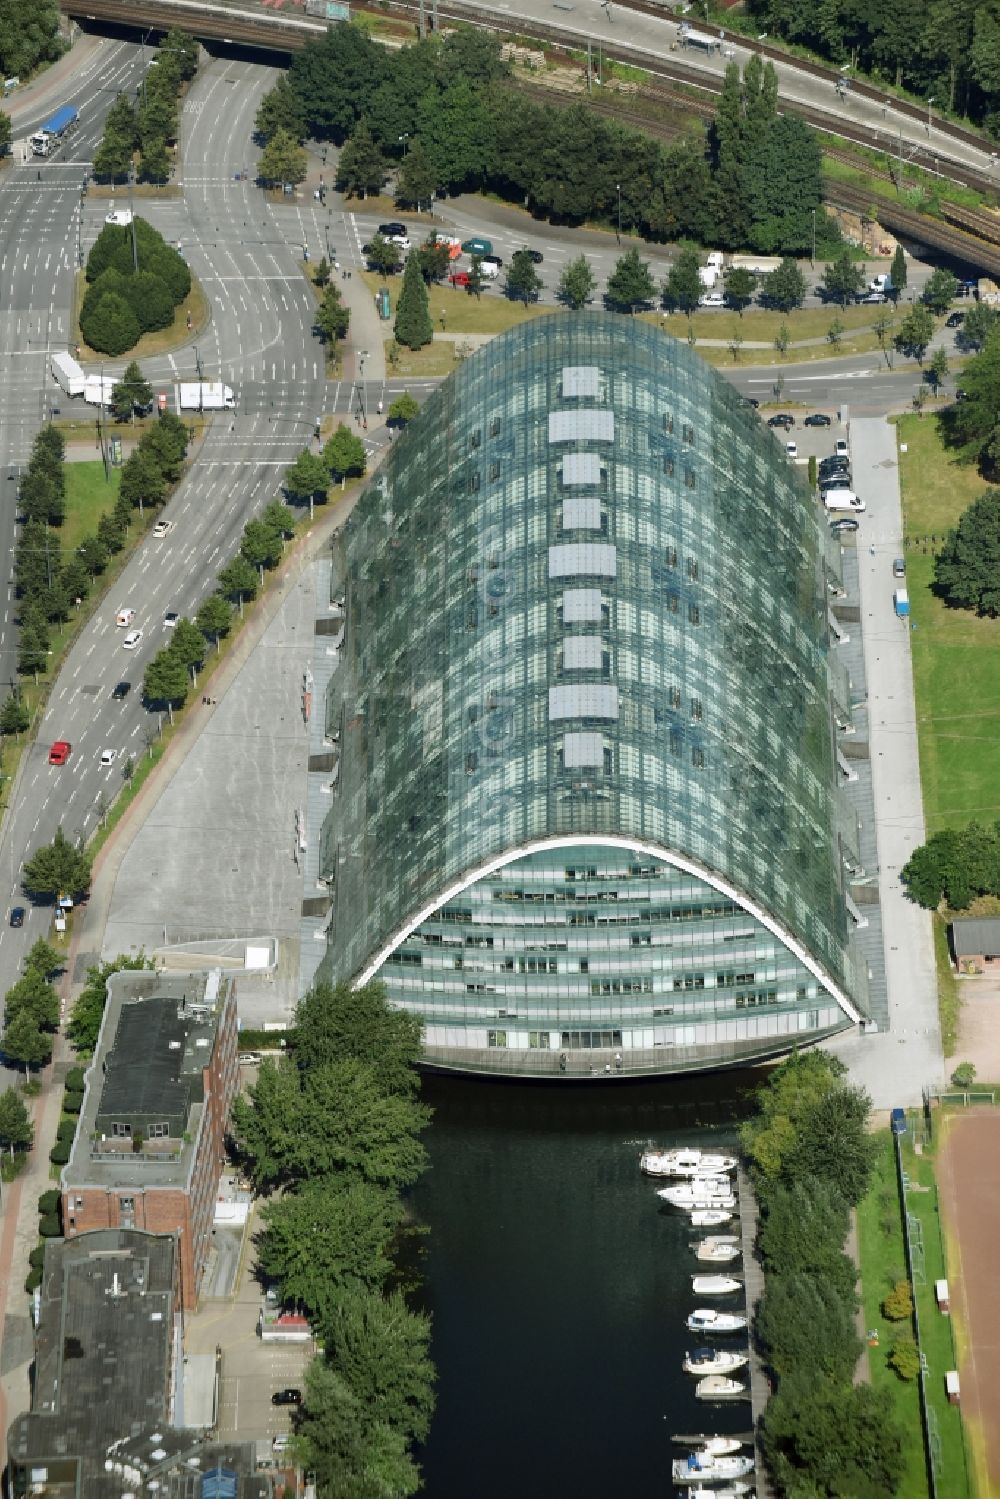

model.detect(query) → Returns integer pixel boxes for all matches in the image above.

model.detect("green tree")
[821,253,866,308]
[81,292,140,357]
[958,302,999,354]
[741,1050,847,1181]
[195,592,232,650]
[162,27,199,80]
[119,447,167,511]
[323,425,367,483]
[827,316,845,350]
[142,645,189,723]
[138,137,171,186]
[17,616,49,679]
[241,517,283,578]
[254,75,306,143]
[606,248,656,313]
[757,1272,862,1382]
[284,448,330,506]
[934,488,1000,615]
[23,938,61,980]
[558,255,597,310]
[504,249,542,305]
[0,111,12,156]
[928,345,948,391]
[396,138,437,210]
[217,555,259,611]
[758,1180,852,1278]
[5,973,59,1031]
[761,257,807,312]
[466,256,485,301]
[292,980,423,1097]
[0,690,30,737]
[320,1288,436,1445]
[141,411,189,482]
[0,1088,33,1151]
[888,1336,922,1381]
[295,1360,420,1499]
[111,360,154,422]
[22,826,91,901]
[414,234,451,287]
[364,233,403,278]
[746,114,822,255]
[170,618,206,683]
[287,23,388,141]
[67,954,153,1055]
[761,1377,905,1498]
[922,267,959,314]
[952,1060,977,1087]
[415,77,490,193]
[663,247,702,318]
[394,253,434,349]
[890,244,907,297]
[336,119,386,198]
[262,498,296,537]
[387,393,419,427]
[774,322,790,358]
[257,127,307,188]
[315,283,351,346]
[1,1010,51,1072]
[783,1084,877,1206]
[882,1280,914,1321]
[92,129,134,183]
[724,265,757,315]
[258,1178,402,1318]
[894,304,935,363]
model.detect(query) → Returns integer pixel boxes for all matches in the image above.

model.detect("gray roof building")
[950,916,1000,960]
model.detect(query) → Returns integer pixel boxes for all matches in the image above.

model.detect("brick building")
[61,969,239,1308]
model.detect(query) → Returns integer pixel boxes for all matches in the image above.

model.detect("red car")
[48,740,72,765]
[449,271,471,289]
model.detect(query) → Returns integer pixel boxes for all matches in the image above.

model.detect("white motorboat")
[695,1436,745,1457]
[683,1484,755,1498]
[692,1274,742,1296]
[690,1209,734,1228]
[683,1347,750,1375]
[694,1375,747,1401]
[640,1147,737,1178]
[687,1308,748,1334]
[659,1187,738,1211]
[672,1452,755,1484]
[658,1175,733,1199]
[695,1237,742,1264]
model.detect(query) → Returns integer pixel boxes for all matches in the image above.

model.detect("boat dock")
[736,1166,775,1499]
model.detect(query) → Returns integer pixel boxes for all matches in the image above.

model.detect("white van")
[116,608,135,628]
[698,292,725,308]
[823,489,865,513]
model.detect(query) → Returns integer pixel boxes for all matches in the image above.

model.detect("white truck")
[51,351,85,398]
[730,254,782,276]
[83,375,115,408]
[179,381,235,411]
[823,489,866,513]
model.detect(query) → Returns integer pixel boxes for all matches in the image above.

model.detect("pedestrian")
[869,542,875,556]
[604,1062,612,1075]
[377,399,383,415]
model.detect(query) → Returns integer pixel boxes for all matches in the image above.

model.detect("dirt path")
[936,1111,1000,1498]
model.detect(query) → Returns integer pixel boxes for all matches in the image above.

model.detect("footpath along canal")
[411,1069,767,1499]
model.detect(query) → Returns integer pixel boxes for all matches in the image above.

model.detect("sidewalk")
[4,31,107,126]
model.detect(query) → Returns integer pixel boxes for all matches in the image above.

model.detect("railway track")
[825,181,1000,276]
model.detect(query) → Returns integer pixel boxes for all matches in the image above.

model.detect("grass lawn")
[659,328,889,369]
[658,302,882,345]
[362,270,557,336]
[60,460,121,556]
[895,415,1000,832]
[856,1132,931,1499]
[934,916,962,1058]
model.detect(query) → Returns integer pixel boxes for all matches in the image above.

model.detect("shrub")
[28,1245,46,1269]
[122,271,175,333]
[882,1279,914,1321]
[62,1090,84,1114]
[39,1213,62,1237]
[38,1189,61,1215]
[48,1140,71,1166]
[888,1337,921,1381]
[56,1118,77,1144]
[25,1265,43,1293]
[951,1061,976,1088]
[64,1067,86,1092]
[81,292,141,357]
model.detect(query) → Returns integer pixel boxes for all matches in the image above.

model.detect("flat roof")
[562,453,601,486]
[563,636,604,671]
[562,589,603,623]
[561,366,601,398]
[564,732,605,768]
[548,409,615,444]
[563,496,602,531]
[549,684,620,721]
[548,544,617,580]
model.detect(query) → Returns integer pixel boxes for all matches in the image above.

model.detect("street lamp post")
[616,182,622,245]
[195,345,204,414]
[927,96,934,136]
[398,133,410,156]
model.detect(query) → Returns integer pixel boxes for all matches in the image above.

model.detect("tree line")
[0,0,61,86]
[0,939,64,1074]
[230,980,436,1495]
[93,29,199,185]
[255,26,830,257]
[81,216,192,357]
[742,1052,906,1498]
[744,0,1000,131]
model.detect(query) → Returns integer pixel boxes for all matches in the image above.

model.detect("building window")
[561,1029,623,1049]
[111,1121,132,1138]
[528,1032,551,1049]
[148,1122,169,1139]
[487,1030,508,1048]
[663,413,674,434]
[673,973,705,991]
[691,697,702,720]
[682,422,695,444]
[664,546,678,569]
[692,746,705,768]
[119,1197,135,1214]
[687,557,699,581]
[468,471,480,494]
[489,417,501,437]
[669,686,681,708]
[685,467,697,489]
[489,461,501,482]
[470,429,482,450]
[664,456,674,478]
[688,602,700,625]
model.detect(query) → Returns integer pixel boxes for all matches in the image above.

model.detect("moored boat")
[692,1274,742,1296]
[683,1483,755,1498]
[682,1347,750,1375]
[694,1375,748,1401]
[640,1147,737,1178]
[694,1237,742,1263]
[690,1209,735,1228]
[672,1452,755,1484]
[661,1190,738,1212]
[687,1308,748,1334]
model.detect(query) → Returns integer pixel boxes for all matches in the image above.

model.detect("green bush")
[28,1245,46,1269]
[122,271,175,333]
[56,1118,77,1143]
[25,1265,43,1293]
[951,1061,976,1088]
[888,1336,921,1381]
[882,1279,914,1321]
[62,1090,84,1115]
[38,1188,61,1215]
[48,1140,71,1166]
[80,292,141,357]
[64,1067,85,1092]
[38,1213,62,1237]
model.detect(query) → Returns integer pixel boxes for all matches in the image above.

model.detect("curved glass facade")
[317,313,867,1075]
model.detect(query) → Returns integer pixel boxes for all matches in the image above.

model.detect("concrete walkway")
[829,416,944,1107]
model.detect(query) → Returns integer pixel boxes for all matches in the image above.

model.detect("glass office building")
[317,313,868,1076]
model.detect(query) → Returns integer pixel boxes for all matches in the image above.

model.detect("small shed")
[935,1279,950,1314]
[949,916,1000,974]
[946,1370,961,1405]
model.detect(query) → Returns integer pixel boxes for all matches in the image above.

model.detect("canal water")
[412,1070,766,1499]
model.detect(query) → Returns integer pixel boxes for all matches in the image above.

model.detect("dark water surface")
[412,1070,766,1499]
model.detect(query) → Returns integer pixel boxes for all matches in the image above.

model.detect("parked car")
[9,906,25,928]
[378,222,406,238]
[946,312,964,328]
[804,413,832,427]
[835,438,849,457]
[449,271,471,289]
[482,253,503,268]
[271,1389,302,1406]
[461,237,493,256]
[48,740,71,765]
[820,474,852,494]
[521,247,544,263]
[742,396,760,409]
[112,681,131,700]
[768,413,794,428]
[819,454,850,471]
[830,517,860,533]
[893,557,906,578]
[786,440,798,459]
